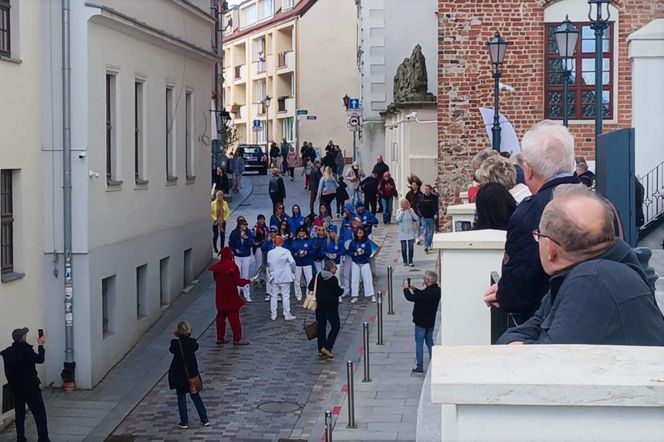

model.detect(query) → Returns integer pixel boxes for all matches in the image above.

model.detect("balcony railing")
[234,65,242,79]
[278,51,287,68]
[640,159,664,229]
[277,97,287,112]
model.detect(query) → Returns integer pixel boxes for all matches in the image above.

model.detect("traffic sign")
[306,115,317,120]
[346,109,362,117]
[348,98,361,110]
[347,115,361,131]
[252,119,262,131]
[296,109,308,116]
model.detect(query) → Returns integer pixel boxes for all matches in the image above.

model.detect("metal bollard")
[387,266,395,315]
[346,361,357,428]
[376,291,384,345]
[362,322,371,382]
[325,410,334,441]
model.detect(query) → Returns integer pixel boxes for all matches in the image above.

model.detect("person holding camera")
[404,271,441,374]
[1,327,50,442]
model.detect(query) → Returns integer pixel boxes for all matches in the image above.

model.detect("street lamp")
[342,94,350,110]
[554,15,579,127]
[588,0,611,155]
[262,95,271,146]
[486,31,512,152]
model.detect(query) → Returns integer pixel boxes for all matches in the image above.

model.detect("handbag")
[178,339,203,395]
[303,273,319,311]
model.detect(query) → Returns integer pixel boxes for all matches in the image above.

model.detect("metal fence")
[640,160,664,229]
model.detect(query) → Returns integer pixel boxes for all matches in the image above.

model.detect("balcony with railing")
[277,50,294,71]
[639,159,664,229]
[233,64,248,83]
[275,97,295,117]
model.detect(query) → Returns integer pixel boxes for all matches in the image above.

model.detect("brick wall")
[436,0,664,231]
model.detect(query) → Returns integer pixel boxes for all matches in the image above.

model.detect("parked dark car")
[237,144,268,175]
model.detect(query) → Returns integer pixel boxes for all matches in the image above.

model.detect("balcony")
[276,97,295,117]
[277,50,295,72]
[233,64,247,83]
[232,105,248,123]
[253,59,266,76]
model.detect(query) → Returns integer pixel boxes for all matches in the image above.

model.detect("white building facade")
[355,0,438,170]
[40,0,216,389]
[0,0,46,425]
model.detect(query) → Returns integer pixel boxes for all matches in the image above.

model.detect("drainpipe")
[61,0,76,391]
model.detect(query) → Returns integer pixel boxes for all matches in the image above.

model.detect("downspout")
[61,0,76,391]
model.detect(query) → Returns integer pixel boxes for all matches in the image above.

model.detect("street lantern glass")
[220,109,231,127]
[554,16,579,60]
[342,94,350,109]
[263,95,272,107]
[486,31,511,66]
[588,0,612,22]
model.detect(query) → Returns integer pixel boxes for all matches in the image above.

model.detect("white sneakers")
[245,296,253,303]
[350,298,358,304]
[371,295,377,303]
[284,314,297,321]
[271,314,277,321]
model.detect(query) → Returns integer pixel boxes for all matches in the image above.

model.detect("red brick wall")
[436,0,664,231]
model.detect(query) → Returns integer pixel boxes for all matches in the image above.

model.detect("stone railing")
[447,203,475,232]
[430,345,664,442]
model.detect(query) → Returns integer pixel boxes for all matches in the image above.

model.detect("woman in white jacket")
[344,162,365,204]
[266,236,297,321]
[396,199,419,267]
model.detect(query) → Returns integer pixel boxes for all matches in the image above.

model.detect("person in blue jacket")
[355,201,378,236]
[261,226,279,301]
[324,225,349,298]
[340,203,356,233]
[270,203,289,229]
[347,227,375,304]
[277,219,292,250]
[290,226,314,301]
[289,204,305,234]
[228,216,255,302]
[311,225,328,273]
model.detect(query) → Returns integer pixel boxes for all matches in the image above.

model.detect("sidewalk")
[309,225,438,442]
[0,181,255,442]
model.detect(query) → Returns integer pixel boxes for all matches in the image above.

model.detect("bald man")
[497,184,664,345]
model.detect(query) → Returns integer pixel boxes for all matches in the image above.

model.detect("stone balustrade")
[430,345,664,442]
[447,203,475,232]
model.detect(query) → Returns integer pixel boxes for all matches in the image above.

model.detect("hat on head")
[352,161,359,168]
[352,216,362,223]
[274,236,284,246]
[270,225,279,231]
[12,328,29,343]
[328,225,338,234]
[354,201,364,209]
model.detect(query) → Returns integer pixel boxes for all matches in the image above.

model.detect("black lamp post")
[263,95,272,146]
[486,31,512,152]
[554,15,579,127]
[588,0,611,154]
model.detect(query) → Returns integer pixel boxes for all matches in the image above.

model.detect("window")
[545,22,613,120]
[258,0,274,20]
[165,86,177,181]
[160,257,170,306]
[185,91,194,180]
[0,0,10,57]
[241,4,256,28]
[1,170,14,276]
[102,275,115,338]
[256,121,266,144]
[136,264,147,319]
[281,117,294,143]
[134,80,146,184]
[183,248,193,286]
[255,79,266,106]
[106,73,120,185]
[283,0,295,10]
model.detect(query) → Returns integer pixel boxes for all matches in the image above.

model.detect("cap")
[270,225,279,231]
[354,201,364,208]
[12,327,29,343]
[328,225,338,234]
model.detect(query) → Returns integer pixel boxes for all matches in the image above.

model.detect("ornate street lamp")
[262,95,272,146]
[486,31,512,152]
[342,94,350,110]
[554,15,579,127]
[588,0,611,154]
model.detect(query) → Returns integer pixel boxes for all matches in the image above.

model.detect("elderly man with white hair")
[484,121,579,324]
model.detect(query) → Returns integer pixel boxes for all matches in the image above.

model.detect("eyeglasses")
[532,228,560,246]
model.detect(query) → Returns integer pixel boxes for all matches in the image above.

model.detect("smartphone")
[38,329,44,338]
[407,278,411,287]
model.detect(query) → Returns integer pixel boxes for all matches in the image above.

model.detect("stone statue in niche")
[392,44,435,104]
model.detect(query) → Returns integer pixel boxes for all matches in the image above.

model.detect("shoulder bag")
[178,339,203,395]
[303,274,319,340]
[303,273,319,312]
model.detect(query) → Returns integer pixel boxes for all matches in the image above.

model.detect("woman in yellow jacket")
[211,191,231,254]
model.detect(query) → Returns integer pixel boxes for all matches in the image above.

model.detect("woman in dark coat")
[168,320,209,429]
[208,247,253,345]
[474,182,517,230]
[308,260,344,358]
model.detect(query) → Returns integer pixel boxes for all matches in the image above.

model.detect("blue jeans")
[400,239,414,264]
[177,392,208,424]
[381,197,393,223]
[415,325,434,370]
[421,218,434,249]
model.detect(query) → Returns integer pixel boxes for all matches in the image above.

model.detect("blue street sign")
[253,119,261,128]
[348,98,361,110]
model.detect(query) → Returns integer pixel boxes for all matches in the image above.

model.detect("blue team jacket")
[348,239,371,265]
[229,230,255,257]
[324,239,346,264]
[356,210,378,235]
[290,238,314,266]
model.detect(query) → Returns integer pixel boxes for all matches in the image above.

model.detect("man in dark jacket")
[1,328,50,442]
[360,172,379,214]
[371,155,389,213]
[309,160,323,214]
[418,185,439,253]
[484,122,580,324]
[280,138,290,174]
[405,271,441,374]
[308,260,344,358]
[498,185,664,345]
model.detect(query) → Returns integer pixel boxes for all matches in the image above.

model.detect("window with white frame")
[281,117,294,143]
[106,73,121,185]
[258,0,274,20]
[185,91,195,180]
[1,169,17,279]
[256,121,266,144]
[241,4,256,28]
[0,0,10,57]
[165,86,177,181]
[255,79,266,108]
[134,80,147,184]
[283,0,295,10]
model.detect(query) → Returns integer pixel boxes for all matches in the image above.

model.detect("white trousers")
[254,248,265,282]
[351,262,374,298]
[313,260,323,273]
[294,265,313,300]
[341,256,351,296]
[235,255,253,299]
[270,283,292,317]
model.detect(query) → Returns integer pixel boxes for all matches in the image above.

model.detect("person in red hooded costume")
[208,247,254,345]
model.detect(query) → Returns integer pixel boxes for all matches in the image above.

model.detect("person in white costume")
[266,236,297,321]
